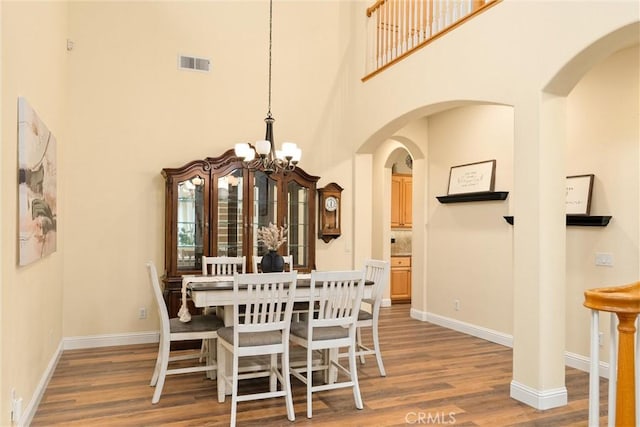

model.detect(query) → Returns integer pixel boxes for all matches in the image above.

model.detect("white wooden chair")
[199,256,246,359]
[252,254,293,273]
[216,271,297,426]
[289,269,366,418]
[339,259,390,376]
[146,261,223,404]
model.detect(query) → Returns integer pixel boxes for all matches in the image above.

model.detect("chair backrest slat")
[364,259,390,302]
[202,256,246,276]
[233,272,297,334]
[146,262,170,336]
[309,270,365,330]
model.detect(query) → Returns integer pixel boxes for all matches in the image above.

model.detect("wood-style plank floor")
[32,305,609,426]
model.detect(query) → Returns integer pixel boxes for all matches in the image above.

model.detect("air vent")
[178,55,211,72]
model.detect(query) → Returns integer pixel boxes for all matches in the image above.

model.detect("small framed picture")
[566,174,594,215]
[447,160,496,195]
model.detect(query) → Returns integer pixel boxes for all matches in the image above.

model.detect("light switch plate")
[595,252,613,267]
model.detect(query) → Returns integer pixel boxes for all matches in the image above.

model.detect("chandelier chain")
[267,0,273,118]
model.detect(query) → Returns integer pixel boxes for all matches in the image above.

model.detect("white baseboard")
[63,331,159,350]
[565,351,610,379]
[413,309,513,348]
[381,298,392,308]
[20,340,63,427]
[510,380,568,410]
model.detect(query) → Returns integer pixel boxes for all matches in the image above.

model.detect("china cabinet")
[162,149,319,315]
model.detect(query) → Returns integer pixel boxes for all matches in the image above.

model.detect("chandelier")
[234,0,301,175]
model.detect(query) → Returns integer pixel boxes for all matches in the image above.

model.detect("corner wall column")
[510,93,568,409]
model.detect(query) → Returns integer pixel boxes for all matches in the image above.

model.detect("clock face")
[325,196,338,212]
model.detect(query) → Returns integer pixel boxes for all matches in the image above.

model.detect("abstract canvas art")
[18,97,57,266]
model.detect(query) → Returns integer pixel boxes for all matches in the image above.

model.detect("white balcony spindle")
[589,310,600,427]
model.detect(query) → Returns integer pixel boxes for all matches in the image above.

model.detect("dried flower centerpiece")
[256,222,287,251]
[256,222,287,272]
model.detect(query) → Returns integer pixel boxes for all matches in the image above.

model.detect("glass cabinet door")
[176,176,206,271]
[252,171,279,259]
[216,168,244,256]
[287,181,309,269]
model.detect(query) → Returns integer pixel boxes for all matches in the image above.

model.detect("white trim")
[565,350,610,379]
[510,380,568,410]
[63,331,159,350]
[412,309,513,348]
[21,340,63,427]
[381,298,392,308]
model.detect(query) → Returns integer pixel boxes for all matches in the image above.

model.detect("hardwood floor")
[32,305,608,426]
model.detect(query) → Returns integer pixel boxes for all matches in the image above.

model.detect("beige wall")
[1,0,638,422]
[63,0,348,337]
[565,46,640,360]
[426,105,515,334]
[1,1,68,425]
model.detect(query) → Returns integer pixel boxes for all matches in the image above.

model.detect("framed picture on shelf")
[447,159,496,195]
[566,174,594,215]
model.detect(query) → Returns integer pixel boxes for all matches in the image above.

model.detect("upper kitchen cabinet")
[391,174,412,228]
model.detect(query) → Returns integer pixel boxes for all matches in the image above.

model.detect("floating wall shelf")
[436,191,509,204]
[503,215,612,227]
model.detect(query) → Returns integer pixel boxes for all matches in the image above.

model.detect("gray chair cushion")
[357,310,373,321]
[217,326,283,347]
[169,315,223,334]
[290,321,349,341]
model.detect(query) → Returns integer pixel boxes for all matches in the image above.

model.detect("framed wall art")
[447,159,496,195]
[566,174,594,215]
[18,97,57,266]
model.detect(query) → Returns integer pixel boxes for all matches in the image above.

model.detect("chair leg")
[282,348,295,421]
[151,341,170,404]
[306,346,313,419]
[356,327,365,364]
[372,318,386,377]
[230,352,240,427]
[348,337,364,410]
[217,340,226,403]
[269,354,277,392]
[150,336,163,386]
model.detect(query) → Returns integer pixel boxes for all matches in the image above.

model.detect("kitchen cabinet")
[390,256,411,303]
[391,174,412,228]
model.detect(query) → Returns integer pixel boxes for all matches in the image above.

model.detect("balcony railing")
[363,0,501,80]
[584,281,640,427]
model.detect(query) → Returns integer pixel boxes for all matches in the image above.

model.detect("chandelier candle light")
[234,0,301,175]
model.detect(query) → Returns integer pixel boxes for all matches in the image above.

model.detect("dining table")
[178,272,374,393]
[179,273,374,326]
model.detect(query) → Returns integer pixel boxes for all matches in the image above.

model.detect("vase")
[261,250,285,273]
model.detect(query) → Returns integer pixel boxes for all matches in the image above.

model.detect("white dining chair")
[339,259,390,376]
[199,256,247,359]
[252,254,293,273]
[216,271,297,426]
[289,269,366,418]
[146,261,223,404]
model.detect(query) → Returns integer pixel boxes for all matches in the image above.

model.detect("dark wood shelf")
[503,215,612,227]
[436,191,509,204]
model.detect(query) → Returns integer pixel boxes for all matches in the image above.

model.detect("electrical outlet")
[598,332,604,347]
[454,299,460,311]
[138,307,147,320]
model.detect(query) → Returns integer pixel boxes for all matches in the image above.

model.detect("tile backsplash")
[390,229,412,255]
